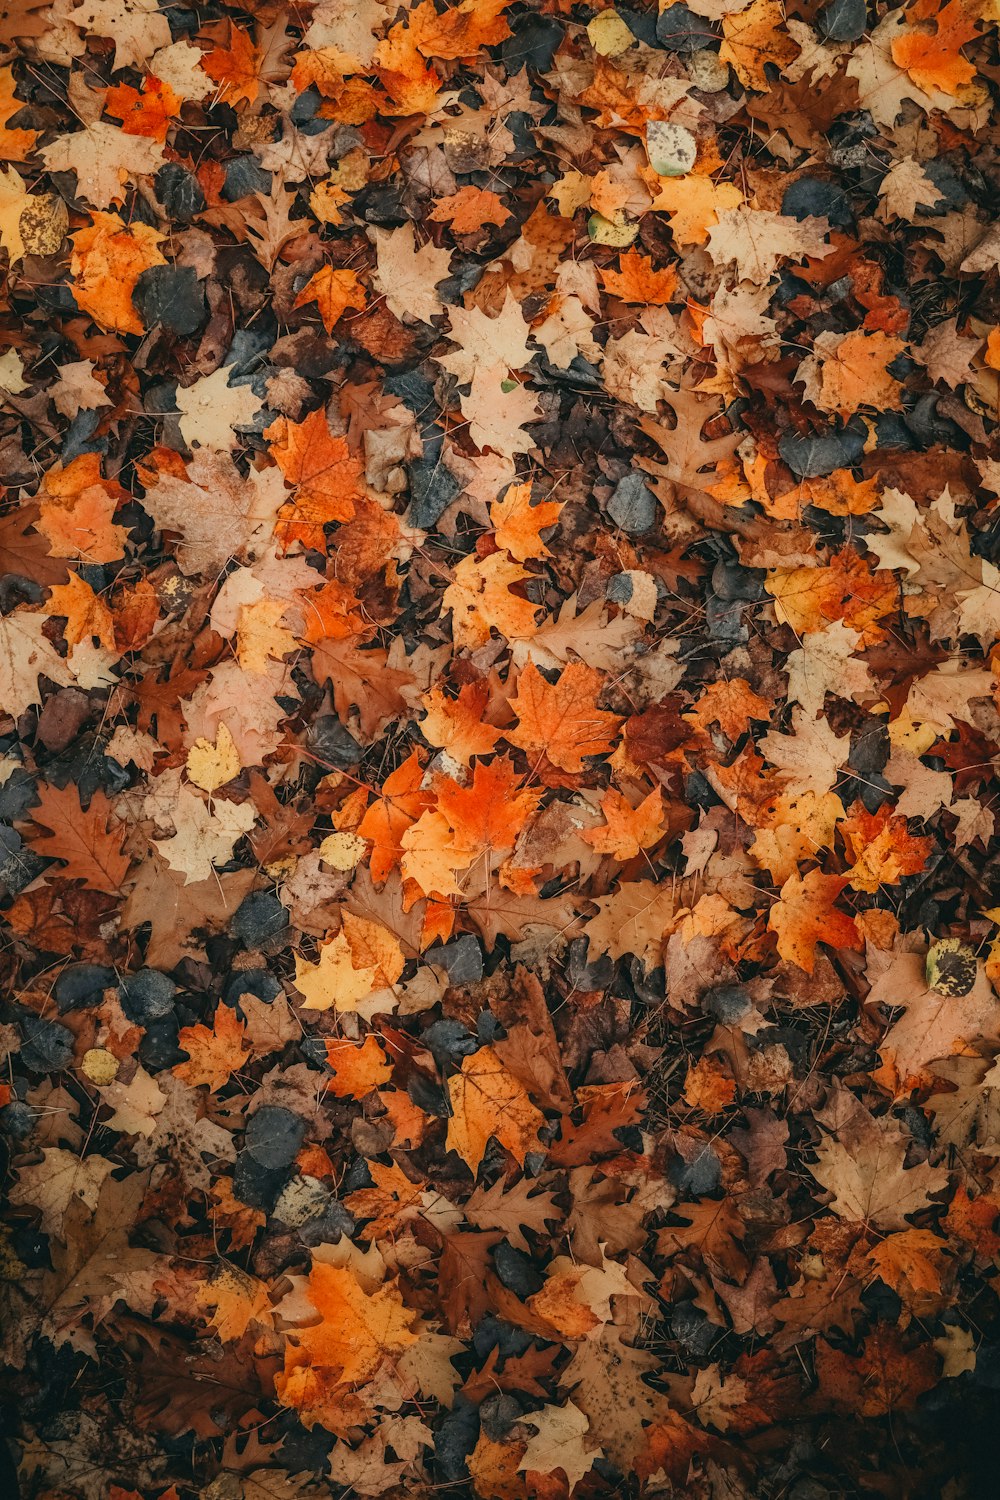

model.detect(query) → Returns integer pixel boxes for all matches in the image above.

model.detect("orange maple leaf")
[444,551,540,649]
[324,1035,393,1098]
[507,661,622,773]
[0,66,37,161]
[421,682,502,765]
[583,787,666,860]
[767,868,861,973]
[276,1262,419,1407]
[174,1003,249,1090]
[357,752,431,883]
[600,249,679,305]
[104,76,180,141]
[766,547,897,645]
[30,785,130,894]
[291,51,381,123]
[686,678,772,741]
[840,803,932,891]
[374,29,443,115]
[436,756,542,863]
[411,0,514,59]
[299,578,368,644]
[37,455,130,564]
[866,1228,946,1296]
[201,25,263,106]
[266,408,362,550]
[489,482,564,563]
[891,0,979,96]
[294,266,366,334]
[428,186,511,234]
[70,212,167,336]
[446,1045,545,1169]
[47,572,116,649]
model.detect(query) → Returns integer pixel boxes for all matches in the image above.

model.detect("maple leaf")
[867,1228,947,1296]
[440,292,532,384]
[840,803,932,891]
[70,0,171,72]
[720,0,800,91]
[196,1264,273,1344]
[151,782,256,886]
[507,660,622,772]
[42,123,165,209]
[104,76,180,142]
[174,1004,249,1090]
[47,572,115,650]
[201,23,264,106]
[489,481,563,563]
[277,1262,419,1403]
[308,638,414,741]
[266,409,362,548]
[370,223,451,324]
[30,785,130,894]
[9,1148,115,1238]
[798,330,906,416]
[324,1035,392,1098]
[446,1045,545,1170]
[293,266,366,334]
[584,880,677,965]
[582,787,666,860]
[520,1402,601,1489]
[37,455,129,565]
[411,0,514,58]
[868,950,1000,1093]
[443,551,539,649]
[176,367,262,450]
[420,682,501,765]
[294,914,403,1012]
[70,212,167,335]
[428,185,510,233]
[890,0,979,96]
[816,1324,938,1417]
[356,752,430,882]
[706,207,835,284]
[600,249,678,305]
[767,869,861,973]
[0,65,37,160]
[437,755,542,867]
[811,1114,948,1230]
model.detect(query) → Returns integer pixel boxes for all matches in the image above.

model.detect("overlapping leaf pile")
[3,0,1000,1494]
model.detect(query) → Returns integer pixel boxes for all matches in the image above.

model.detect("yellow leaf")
[294,931,378,1012]
[186,722,242,793]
